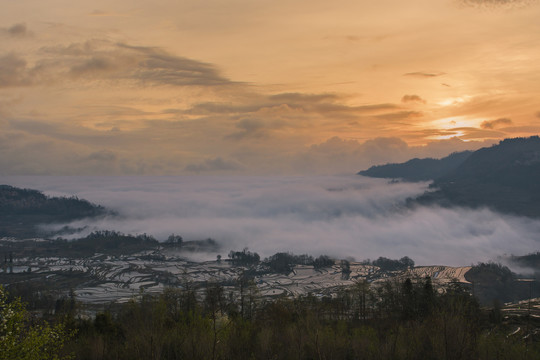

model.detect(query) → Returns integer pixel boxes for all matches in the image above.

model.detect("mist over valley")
[2,174,538,267]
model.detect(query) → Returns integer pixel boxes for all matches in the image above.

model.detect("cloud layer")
[2,175,539,267]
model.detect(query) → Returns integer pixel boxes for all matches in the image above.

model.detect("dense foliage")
[227,250,337,273]
[369,256,415,272]
[0,287,72,360]
[19,278,532,359]
[3,274,539,359]
[465,262,539,305]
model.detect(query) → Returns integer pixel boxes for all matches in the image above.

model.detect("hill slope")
[0,185,107,238]
[360,136,540,217]
[358,151,472,181]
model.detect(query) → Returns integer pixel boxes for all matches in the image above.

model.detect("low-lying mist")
[2,175,539,266]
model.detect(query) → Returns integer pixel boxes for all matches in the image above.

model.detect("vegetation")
[264,252,317,274]
[358,151,472,181]
[69,231,159,257]
[227,250,337,274]
[313,254,335,269]
[361,136,540,217]
[4,277,535,360]
[164,234,183,247]
[2,253,540,359]
[228,248,260,266]
[418,136,540,217]
[1,230,159,259]
[465,262,539,305]
[0,286,72,360]
[368,256,415,272]
[0,185,107,238]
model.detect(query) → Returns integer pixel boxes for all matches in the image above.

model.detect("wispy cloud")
[457,0,538,8]
[2,23,29,37]
[184,157,244,172]
[401,94,426,104]
[0,54,32,87]
[403,71,445,78]
[33,41,235,87]
[480,117,513,129]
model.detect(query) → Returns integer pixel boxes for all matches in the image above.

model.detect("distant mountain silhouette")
[358,151,472,181]
[0,185,107,238]
[360,136,540,217]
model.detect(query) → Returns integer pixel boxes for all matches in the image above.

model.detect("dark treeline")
[57,231,159,258]
[466,262,540,305]
[29,278,537,359]
[227,249,414,275]
[364,256,415,272]
[228,249,336,274]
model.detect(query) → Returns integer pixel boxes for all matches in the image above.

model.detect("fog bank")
[1,175,539,266]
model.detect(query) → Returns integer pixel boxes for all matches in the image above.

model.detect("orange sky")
[1,0,539,174]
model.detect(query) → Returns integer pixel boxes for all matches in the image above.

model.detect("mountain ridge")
[0,185,107,238]
[358,150,472,181]
[359,136,540,217]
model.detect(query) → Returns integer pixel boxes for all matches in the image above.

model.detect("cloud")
[268,92,341,104]
[88,10,123,17]
[85,149,117,162]
[28,40,235,87]
[480,117,513,129]
[296,137,412,175]
[451,127,506,139]
[187,95,398,121]
[1,107,494,175]
[294,136,494,175]
[8,119,60,135]
[184,157,244,172]
[403,71,445,78]
[375,111,423,121]
[117,43,234,87]
[401,94,426,104]
[313,103,399,114]
[225,118,290,140]
[0,54,31,87]
[457,0,538,8]
[0,36,517,176]
[3,23,29,37]
[4,175,540,266]
[69,56,119,76]
[188,102,264,115]
[226,119,269,140]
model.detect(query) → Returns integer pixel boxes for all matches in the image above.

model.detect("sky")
[4,175,540,266]
[1,0,540,175]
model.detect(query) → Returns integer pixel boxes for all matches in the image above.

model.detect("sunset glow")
[1,0,539,175]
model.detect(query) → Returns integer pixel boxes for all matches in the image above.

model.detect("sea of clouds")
[1,175,539,266]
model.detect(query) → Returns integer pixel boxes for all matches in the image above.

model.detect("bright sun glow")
[430,116,482,130]
[436,96,472,107]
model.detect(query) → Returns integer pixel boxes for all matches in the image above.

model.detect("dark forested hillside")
[0,185,107,238]
[358,150,472,181]
[417,136,540,216]
[360,136,540,217]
